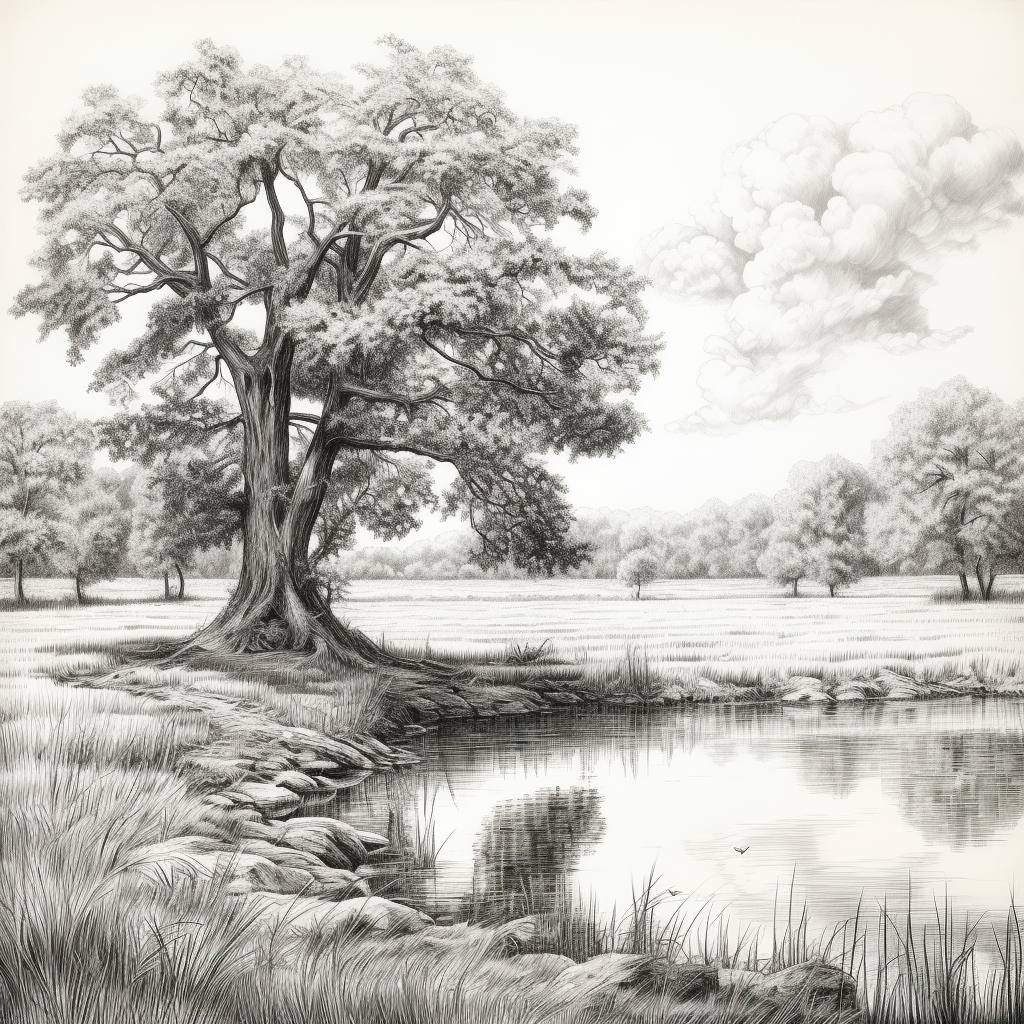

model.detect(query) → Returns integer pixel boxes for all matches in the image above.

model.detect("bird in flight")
[734,846,750,855]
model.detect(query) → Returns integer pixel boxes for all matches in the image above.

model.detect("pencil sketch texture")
[637,96,1024,432]
[1,14,1023,1024]
[12,38,659,665]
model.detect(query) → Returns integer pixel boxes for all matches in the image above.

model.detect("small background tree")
[127,450,241,599]
[617,549,659,599]
[53,470,131,602]
[867,378,1024,599]
[0,401,93,602]
[759,456,874,596]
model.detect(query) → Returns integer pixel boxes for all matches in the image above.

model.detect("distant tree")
[679,500,732,578]
[867,378,1024,599]
[726,494,774,577]
[15,38,657,665]
[0,402,93,602]
[619,521,656,555]
[757,535,808,597]
[617,548,659,599]
[127,449,242,599]
[759,456,874,596]
[53,471,132,602]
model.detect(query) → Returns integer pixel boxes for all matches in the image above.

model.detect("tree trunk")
[163,571,170,601]
[958,572,971,600]
[183,367,387,665]
[174,563,185,600]
[636,584,641,600]
[984,572,996,601]
[829,584,835,597]
[14,558,25,604]
[792,579,798,597]
[975,558,987,600]
[74,572,84,604]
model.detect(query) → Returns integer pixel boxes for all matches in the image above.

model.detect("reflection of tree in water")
[886,733,1024,848]
[472,786,605,917]
[789,730,1024,849]
[412,702,1024,865]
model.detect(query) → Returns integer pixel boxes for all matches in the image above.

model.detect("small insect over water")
[734,846,750,855]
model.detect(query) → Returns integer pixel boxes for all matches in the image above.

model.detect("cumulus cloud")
[638,95,1024,434]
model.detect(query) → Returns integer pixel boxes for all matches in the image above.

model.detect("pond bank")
[4,618,1023,1023]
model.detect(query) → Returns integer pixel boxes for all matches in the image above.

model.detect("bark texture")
[182,368,389,665]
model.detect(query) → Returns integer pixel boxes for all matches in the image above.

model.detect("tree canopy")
[14,38,659,657]
[758,456,874,596]
[0,401,94,602]
[867,377,1024,598]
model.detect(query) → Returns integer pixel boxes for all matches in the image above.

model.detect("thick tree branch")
[352,196,452,303]
[101,227,192,296]
[337,379,448,415]
[165,206,211,289]
[298,226,364,299]
[420,334,558,404]
[260,158,289,267]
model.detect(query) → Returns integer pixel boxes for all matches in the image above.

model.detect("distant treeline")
[3,376,1022,601]
[341,376,1024,600]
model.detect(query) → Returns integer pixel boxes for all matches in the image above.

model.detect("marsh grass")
[493,870,1024,1024]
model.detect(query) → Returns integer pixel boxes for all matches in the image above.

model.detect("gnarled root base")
[75,598,459,694]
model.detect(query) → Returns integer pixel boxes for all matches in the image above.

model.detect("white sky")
[2,0,1022,538]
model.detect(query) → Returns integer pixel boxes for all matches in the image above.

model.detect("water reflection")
[320,700,1024,942]
[472,786,605,917]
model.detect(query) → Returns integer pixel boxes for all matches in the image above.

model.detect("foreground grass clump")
[472,870,1024,1024]
[0,682,634,1024]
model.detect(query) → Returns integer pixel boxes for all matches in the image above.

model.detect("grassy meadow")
[5,573,1023,694]
[1,573,1023,1023]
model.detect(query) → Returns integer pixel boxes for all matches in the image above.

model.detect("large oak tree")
[15,39,658,661]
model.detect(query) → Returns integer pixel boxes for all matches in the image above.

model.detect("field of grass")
[341,575,1024,689]
[2,574,1023,1023]
[4,575,1022,695]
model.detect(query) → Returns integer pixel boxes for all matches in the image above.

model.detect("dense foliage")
[14,38,659,653]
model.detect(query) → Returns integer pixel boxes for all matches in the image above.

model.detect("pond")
[312,699,1024,964]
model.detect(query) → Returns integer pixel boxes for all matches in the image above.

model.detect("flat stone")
[835,676,885,701]
[273,769,321,794]
[221,790,258,807]
[782,676,833,702]
[202,794,235,809]
[234,782,302,817]
[535,952,648,999]
[354,828,389,852]
[237,839,328,872]
[544,691,582,704]
[250,893,434,936]
[719,961,857,1009]
[691,678,742,701]
[278,816,375,869]
[636,958,719,1000]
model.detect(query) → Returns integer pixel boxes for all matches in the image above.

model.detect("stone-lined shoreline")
[105,660,1024,1023]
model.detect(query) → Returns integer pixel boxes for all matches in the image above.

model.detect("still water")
[320,699,1024,955]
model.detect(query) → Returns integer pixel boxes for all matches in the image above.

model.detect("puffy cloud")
[639,94,1024,434]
